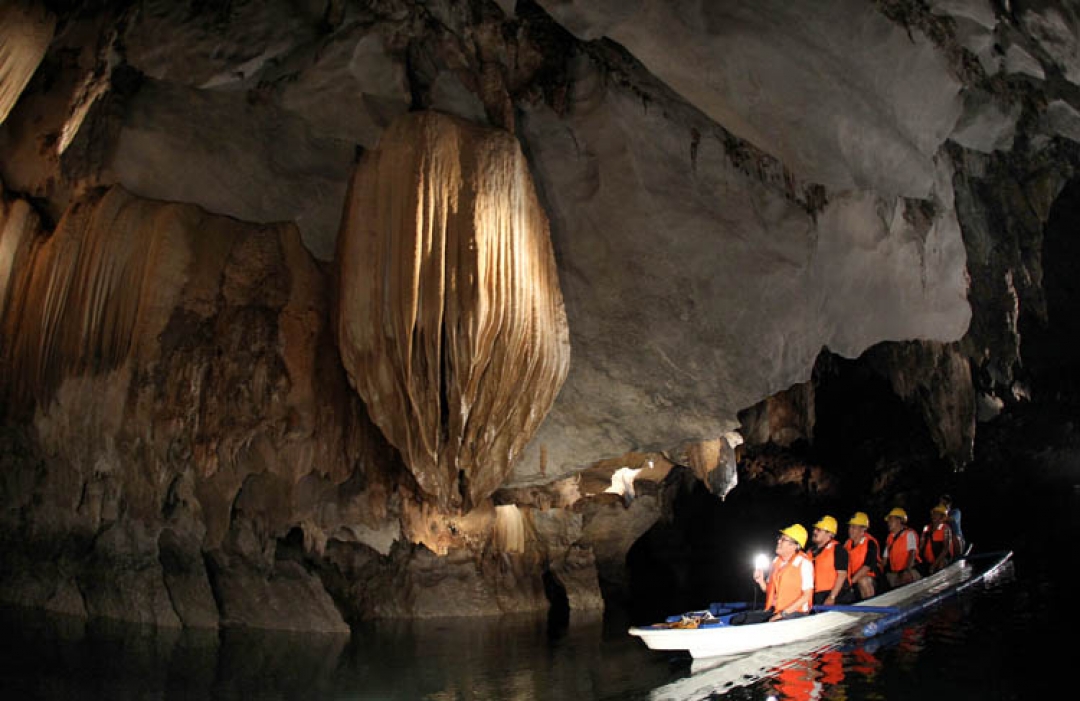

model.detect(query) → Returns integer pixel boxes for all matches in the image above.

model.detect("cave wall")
[2,0,1080,629]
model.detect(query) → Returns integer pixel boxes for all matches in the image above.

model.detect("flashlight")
[754,553,770,574]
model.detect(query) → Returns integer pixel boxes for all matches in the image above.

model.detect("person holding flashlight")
[752,524,815,622]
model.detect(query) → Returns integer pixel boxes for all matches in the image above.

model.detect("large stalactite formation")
[336,111,570,511]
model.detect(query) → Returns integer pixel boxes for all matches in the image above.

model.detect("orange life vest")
[845,533,880,579]
[884,527,919,572]
[921,522,955,564]
[765,552,812,614]
[812,540,846,593]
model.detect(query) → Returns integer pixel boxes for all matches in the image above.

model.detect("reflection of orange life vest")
[765,553,812,613]
[819,650,845,685]
[812,540,846,593]
[845,533,879,579]
[884,527,919,572]
[921,523,954,564]
[773,664,817,701]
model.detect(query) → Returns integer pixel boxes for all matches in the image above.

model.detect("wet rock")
[207,552,349,634]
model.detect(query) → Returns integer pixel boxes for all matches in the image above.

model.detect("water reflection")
[1,607,681,701]
[0,558,1046,701]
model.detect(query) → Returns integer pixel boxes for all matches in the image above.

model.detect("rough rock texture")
[538,0,964,196]
[0,179,595,627]
[2,0,1080,628]
[0,185,369,631]
[0,2,54,124]
[512,43,969,481]
[336,111,570,510]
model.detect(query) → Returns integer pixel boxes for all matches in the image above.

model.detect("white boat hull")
[629,557,976,659]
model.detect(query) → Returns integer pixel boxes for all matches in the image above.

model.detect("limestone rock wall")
[0,185,370,631]
[0,2,54,124]
[0,181,595,627]
[1,0,1079,629]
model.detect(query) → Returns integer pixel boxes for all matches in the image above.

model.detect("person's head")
[812,516,838,546]
[930,503,948,523]
[777,523,808,557]
[884,507,908,532]
[940,494,953,508]
[848,511,870,538]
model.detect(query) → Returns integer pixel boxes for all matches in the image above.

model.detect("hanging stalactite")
[336,110,571,511]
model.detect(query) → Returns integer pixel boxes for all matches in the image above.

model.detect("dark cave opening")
[1018,177,1080,403]
[542,568,571,635]
[623,348,958,625]
[808,349,951,501]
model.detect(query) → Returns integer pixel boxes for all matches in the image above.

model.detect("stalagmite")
[337,111,570,511]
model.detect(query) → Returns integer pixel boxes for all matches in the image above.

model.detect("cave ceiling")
[2,0,1078,489]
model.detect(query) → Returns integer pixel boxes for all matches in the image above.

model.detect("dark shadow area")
[1018,177,1080,403]
[542,568,570,637]
[809,349,947,503]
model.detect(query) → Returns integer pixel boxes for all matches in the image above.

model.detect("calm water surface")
[0,544,1062,701]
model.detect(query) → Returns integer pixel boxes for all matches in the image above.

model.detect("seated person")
[844,511,881,600]
[735,524,814,624]
[810,515,852,606]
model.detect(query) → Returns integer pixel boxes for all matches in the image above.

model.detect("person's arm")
[770,588,813,621]
[825,547,848,604]
[788,588,814,616]
[851,541,879,584]
[753,568,767,593]
[936,525,955,569]
[903,531,918,571]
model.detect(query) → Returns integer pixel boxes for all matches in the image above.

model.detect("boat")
[628,549,1013,660]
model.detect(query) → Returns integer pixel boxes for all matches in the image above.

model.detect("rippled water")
[0,545,1062,700]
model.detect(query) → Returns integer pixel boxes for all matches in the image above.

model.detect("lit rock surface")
[0,186,366,631]
[0,2,54,124]
[537,0,964,196]
[0,0,1078,628]
[336,111,570,510]
[511,51,970,483]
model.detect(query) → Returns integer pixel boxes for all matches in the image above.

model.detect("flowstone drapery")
[337,111,570,510]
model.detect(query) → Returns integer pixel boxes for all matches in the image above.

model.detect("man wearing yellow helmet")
[844,511,881,600]
[883,507,921,587]
[920,504,957,573]
[750,523,815,622]
[810,515,851,606]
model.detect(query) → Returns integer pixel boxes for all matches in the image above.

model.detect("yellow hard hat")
[813,516,838,534]
[848,511,870,527]
[931,504,948,515]
[885,507,908,522]
[779,524,808,549]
